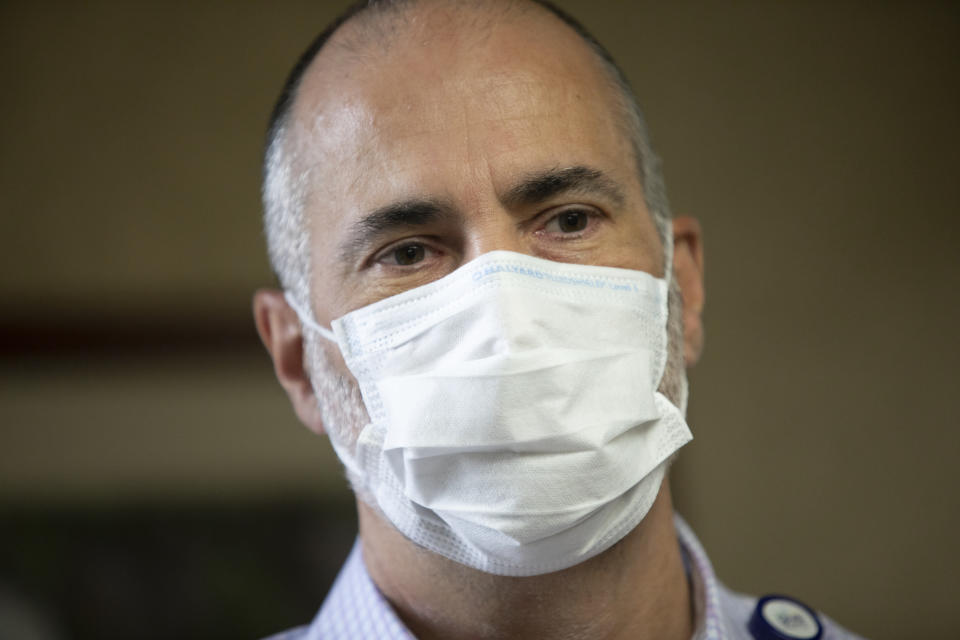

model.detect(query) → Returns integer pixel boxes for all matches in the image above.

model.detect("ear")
[253,289,326,435]
[672,216,705,367]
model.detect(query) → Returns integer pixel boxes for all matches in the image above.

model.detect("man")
[253,1,864,638]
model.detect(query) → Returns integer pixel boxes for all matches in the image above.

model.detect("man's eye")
[392,243,426,265]
[546,210,590,234]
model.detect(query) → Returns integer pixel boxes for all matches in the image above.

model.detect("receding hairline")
[268,0,637,164]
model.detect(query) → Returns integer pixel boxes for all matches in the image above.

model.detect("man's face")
[288,7,665,402]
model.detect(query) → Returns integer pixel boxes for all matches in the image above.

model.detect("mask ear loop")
[283,291,338,343]
[661,219,674,290]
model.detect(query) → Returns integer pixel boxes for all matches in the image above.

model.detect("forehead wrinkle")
[354,70,610,166]
[462,76,562,126]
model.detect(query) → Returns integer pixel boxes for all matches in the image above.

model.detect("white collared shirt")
[265,515,865,640]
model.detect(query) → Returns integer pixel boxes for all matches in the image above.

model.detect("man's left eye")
[545,210,590,234]
[393,243,426,265]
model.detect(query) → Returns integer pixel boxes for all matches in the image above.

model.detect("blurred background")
[1,1,957,638]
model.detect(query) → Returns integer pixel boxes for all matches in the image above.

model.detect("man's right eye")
[373,241,437,268]
[369,238,456,279]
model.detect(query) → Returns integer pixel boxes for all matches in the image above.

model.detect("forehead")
[292,2,628,162]
[287,4,644,265]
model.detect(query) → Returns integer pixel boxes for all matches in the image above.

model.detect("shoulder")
[716,584,868,640]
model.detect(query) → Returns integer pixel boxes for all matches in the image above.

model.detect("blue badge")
[748,594,823,640]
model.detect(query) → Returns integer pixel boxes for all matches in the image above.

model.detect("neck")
[358,481,693,640]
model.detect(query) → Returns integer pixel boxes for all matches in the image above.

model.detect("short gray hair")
[261,0,674,312]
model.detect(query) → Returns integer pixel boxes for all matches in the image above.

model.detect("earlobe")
[252,289,327,435]
[671,217,705,367]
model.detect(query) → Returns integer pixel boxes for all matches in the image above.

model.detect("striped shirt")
[266,515,864,640]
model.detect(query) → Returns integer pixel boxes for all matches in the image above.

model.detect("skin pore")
[254,2,705,639]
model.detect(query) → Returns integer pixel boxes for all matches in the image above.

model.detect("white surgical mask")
[286,251,692,576]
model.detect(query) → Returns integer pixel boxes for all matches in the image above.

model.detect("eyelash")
[372,237,444,268]
[536,206,602,240]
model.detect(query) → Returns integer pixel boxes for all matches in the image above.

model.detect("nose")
[461,206,529,263]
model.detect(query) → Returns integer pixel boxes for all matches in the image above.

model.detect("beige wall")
[1,2,957,638]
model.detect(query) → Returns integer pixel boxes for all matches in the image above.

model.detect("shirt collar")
[674,514,728,640]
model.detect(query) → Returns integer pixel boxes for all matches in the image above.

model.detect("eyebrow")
[336,166,625,266]
[501,166,626,209]
[338,198,456,264]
